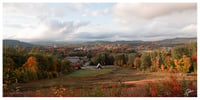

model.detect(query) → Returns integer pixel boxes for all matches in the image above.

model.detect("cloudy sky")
[3,3,197,41]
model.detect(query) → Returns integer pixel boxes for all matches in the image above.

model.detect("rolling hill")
[3,39,35,48]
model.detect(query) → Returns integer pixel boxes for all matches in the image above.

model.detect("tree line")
[3,42,197,85]
[3,46,73,85]
[91,42,197,73]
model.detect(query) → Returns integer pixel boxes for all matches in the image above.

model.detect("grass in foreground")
[5,75,197,97]
[35,76,197,97]
[3,67,197,97]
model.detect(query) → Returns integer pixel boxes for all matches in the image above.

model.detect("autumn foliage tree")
[182,55,191,73]
[3,57,16,84]
[114,53,127,66]
[91,52,114,65]
[163,56,174,72]
[191,54,197,73]
[3,57,15,71]
[174,55,191,73]
[140,53,151,70]
[22,56,39,81]
[61,59,72,74]
[134,57,141,69]
[127,54,136,68]
[3,46,76,84]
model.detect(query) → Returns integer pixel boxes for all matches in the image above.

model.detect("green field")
[67,68,113,77]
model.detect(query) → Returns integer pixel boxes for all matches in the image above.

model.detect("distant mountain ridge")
[3,39,35,48]
[159,37,197,42]
[3,37,197,47]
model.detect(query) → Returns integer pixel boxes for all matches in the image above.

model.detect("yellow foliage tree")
[182,55,191,73]
[174,55,191,73]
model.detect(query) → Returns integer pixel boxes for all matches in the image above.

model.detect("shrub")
[147,76,197,97]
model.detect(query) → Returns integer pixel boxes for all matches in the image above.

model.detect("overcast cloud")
[3,3,197,41]
[113,3,196,19]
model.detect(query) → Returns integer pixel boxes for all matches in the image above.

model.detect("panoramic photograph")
[2,3,197,97]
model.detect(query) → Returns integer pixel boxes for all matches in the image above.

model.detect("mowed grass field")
[67,68,113,77]
[4,65,197,97]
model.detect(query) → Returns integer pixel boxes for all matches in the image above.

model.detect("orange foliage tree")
[164,56,174,72]
[22,56,38,81]
[150,56,160,72]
